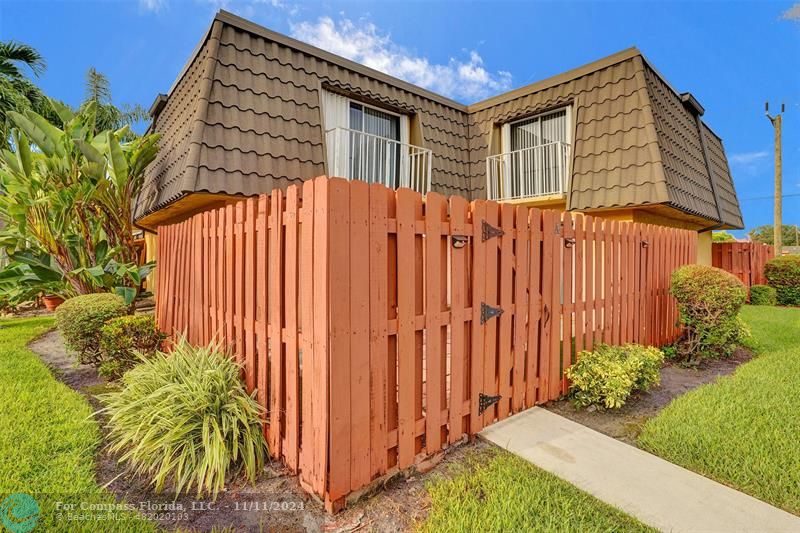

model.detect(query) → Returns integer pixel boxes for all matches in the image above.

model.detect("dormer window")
[487,106,572,201]
[322,89,432,193]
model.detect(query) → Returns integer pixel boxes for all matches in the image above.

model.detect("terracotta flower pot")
[43,295,65,312]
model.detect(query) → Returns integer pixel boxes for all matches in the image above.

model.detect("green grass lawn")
[0,317,155,532]
[419,448,654,532]
[638,305,800,515]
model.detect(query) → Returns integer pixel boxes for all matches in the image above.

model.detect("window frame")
[347,98,410,148]
[501,105,573,155]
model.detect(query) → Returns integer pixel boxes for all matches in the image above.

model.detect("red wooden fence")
[156,177,696,511]
[712,242,774,288]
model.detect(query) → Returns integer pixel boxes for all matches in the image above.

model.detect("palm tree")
[0,41,60,147]
[0,41,45,79]
[82,67,148,137]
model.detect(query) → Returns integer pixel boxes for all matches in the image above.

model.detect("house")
[135,10,743,268]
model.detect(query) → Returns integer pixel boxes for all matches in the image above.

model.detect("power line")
[739,192,800,202]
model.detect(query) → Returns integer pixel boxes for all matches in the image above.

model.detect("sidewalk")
[480,407,800,533]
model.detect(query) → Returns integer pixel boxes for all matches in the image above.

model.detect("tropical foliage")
[81,68,148,137]
[99,338,267,498]
[0,103,159,302]
[0,41,61,149]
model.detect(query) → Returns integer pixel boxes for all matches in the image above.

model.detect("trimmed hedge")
[764,255,800,306]
[565,344,664,409]
[749,285,777,306]
[98,314,165,379]
[670,265,746,362]
[55,293,127,365]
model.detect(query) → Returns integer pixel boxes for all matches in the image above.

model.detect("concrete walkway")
[480,407,800,533]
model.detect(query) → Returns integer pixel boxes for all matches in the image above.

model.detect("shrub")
[98,314,165,379]
[749,284,777,306]
[764,255,800,306]
[54,293,127,365]
[99,338,267,497]
[670,265,746,362]
[565,344,664,409]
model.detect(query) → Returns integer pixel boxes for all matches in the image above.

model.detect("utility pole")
[766,102,784,253]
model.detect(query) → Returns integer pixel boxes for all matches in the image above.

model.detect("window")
[500,107,571,198]
[322,89,413,189]
[348,102,401,186]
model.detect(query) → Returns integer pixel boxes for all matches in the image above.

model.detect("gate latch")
[480,302,503,324]
[479,393,502,415]
[482,220,504,241]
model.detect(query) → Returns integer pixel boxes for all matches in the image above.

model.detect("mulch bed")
[546,348,753,444]
[29,325,754,530]
[28,329,485,532]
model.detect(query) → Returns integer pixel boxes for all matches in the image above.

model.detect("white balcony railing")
[326,128,433,194]
[486,141,571,201]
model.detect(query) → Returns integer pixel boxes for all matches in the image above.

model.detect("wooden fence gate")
[712,242,774,288]
[156,177,696,511]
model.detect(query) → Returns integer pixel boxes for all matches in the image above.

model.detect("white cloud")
[290,16,512,102]
[139,0,168,12]
[782,3,800,20]
[730,151,769,165]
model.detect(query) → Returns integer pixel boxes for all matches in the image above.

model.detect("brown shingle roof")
[135,10,743,230]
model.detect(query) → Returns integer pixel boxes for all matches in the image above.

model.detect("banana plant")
[70,242,155,305]
[0,252,72,308]
[0,100,160,301]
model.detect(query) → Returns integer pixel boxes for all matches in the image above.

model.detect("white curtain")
[322,90,349,177]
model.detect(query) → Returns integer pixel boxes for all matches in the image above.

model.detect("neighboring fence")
[156,176,696,511]
[712,242,774,288]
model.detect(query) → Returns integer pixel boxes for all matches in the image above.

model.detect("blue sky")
[2,0,798,235]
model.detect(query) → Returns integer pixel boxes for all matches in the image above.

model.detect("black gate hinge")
[480,302,503,324]
[481,220,504,241]
[478,393,502,415]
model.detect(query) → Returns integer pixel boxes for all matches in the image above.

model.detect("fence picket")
[526,208,542,406]
[512,206,529,413]
[539,211,553,402]
[482,201,500,424]
[368,184,389,474]
[424,193,446,451]
[561,211,574,395]
[396,188,416,469]
[497,203,514,418]
[244,199,257,392]
[582,216,594,353]
[448,196,468,440]
[268,191,284,458]
[256,197,269,427]
[284,187,300,473]
[469,200,486,433]
[348,181,370,488]
[299,180,315,483]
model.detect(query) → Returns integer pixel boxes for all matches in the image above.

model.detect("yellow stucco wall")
[696,230,712,266]
[144,231,158,293]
